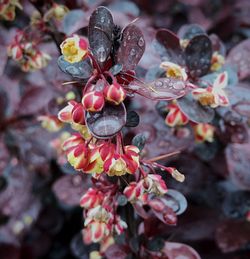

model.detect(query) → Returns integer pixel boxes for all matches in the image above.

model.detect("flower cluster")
[0,0,22,21]
[7,31,51,71]
[80,186,127,244]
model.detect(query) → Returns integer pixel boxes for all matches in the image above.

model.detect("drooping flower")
[112,216,127,235]
[0,0,22,21]
[103,82,126,105]
[193,123,215,143]
[60,35,88,63]
[80,188,104,209]
[192,71,229,108]
[123,182,146,203]
[82,91,105,112]
[62,134,89,170]
[140,174,168,196]
[210,51,225,72]
[84,205,113,242]
[165,101,189,127]
[160,61,188,81]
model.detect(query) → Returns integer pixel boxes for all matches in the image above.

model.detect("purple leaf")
[53,174,88,207]
[0,43,7,77]
[129,78,191,101]
[88,6,114,64]
[85,103,127,139]
[19,87,53,115]
[155,29,183,64]
[162,189,188,215]
[215,220,250,253]
[117,24,145,70]
[185,35,212,77]
[105,244,128,259]
[177,94,215,123]
[57,55,93,79]
[227,39,250,80]
[62,9,88,35]
[163,242,201,259]
[226,141,250,190]
[178,24,206,40]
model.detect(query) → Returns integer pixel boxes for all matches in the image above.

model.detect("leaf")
[162,189,187,215]
[226,141,250,190]
[163,242,201,259]
[226,39,250,80]
[88,6,114,64]
[132,133,146,151]
[178,24,206,40]
[104,244,127,259]
[215,220,250,253]
[146,237,165,252]
[129,78,191,101]
[52,174,88,207]
[125,111,140,127]
[0,89,8,122]
[57,55,93,79]
[19,87,53,115]
[0,43,7,77]
[117,24,145,71]
[62,10,88,35]
[177,94,215,123]
[155,29,183,64]
[85,103,127,139]
[109,64,123,75]
[185,35,212,77]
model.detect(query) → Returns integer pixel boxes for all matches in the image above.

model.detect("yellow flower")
[193,123,215,143]
[160,61,188,81]
[211,51,225,72]
[60,35,88,63]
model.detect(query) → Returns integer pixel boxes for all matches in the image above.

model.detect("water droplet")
[124,42,127,47]
[100,16,105,23]
[130,48,136,56]
[128,35,131,40]
[96,46,106,62]
[173,82,185,90]
[155,81,163,87]
[138,37,144,47]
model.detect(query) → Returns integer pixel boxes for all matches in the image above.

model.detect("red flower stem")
[87,52,102,75]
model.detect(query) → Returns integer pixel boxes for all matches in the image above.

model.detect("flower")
[141,174,168,196]
[104,145,140,176]
[211,51,225,72]
[103,82,126,105]
[123,182,146,203]
[165,101,189,127]
[160,61,188,81]
[0,0,22,21]
[80,188,104,209]
[84,205,113,242]
[112,216,127,235]
[193,123,215,143]
[82,91,105,112]
[62,134,89,170]
[192,71,229,108]
[38,115,63,132]
[44,4,69,21]
[60,35,88,63]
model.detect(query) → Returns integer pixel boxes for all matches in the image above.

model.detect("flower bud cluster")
[0,0,22,21]
[7,32,51,71]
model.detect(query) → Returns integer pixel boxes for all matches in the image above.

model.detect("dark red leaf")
[215,220,250,253]
[88,6,114,64]
[177,94,215,123]
[178,24,206,40]
[19,87,53,115]
[227,39,250,80]
[85,103,126,139]
[0,43,8,76]
[128,78,191,101]
[163,242,201,259]
[185,35,212,77]
[117,24,145,70]
[105,244,127,259]
[53,174,88,207]
[226,141,250,190]
[57,55,93,79]
[155,29,183,65]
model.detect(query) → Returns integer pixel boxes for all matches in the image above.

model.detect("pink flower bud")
[80,188,104,209]
[103,82,126,105]
[72,103,85,124]
[82,91,105,112]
